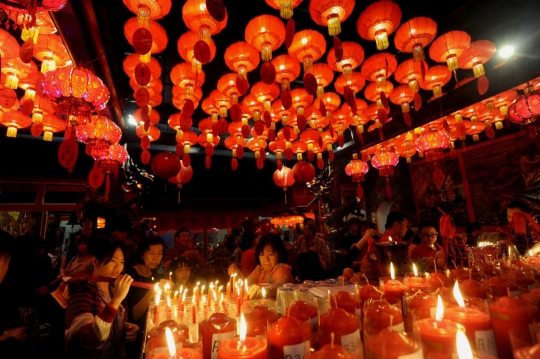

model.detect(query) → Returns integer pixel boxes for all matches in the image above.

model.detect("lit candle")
[415,295,462,357]
[164,283,171,300]
[169,271,173,283]
[217,285,223,300]
[166,327,176,359]
[209,283,214,308]
[191,295,196,324]
[226,282,231,299]
[268,315,311,358]
[154,285,161,324]
[319,307,362,357]
[167,296,172,320]
[174,291,178,302]
[199,312,236,359]
[193,286,199,308]
[383,263,407,300]
[456,330,473,359]
[218,313,268,359]
[363,300,404,336]
[404,264,428,291]
[244,280,249,302]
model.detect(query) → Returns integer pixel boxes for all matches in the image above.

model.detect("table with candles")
[141,253,540,359]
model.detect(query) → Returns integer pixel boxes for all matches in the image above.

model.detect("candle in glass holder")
[444,282,497,357]
[415,295,462,356]
[218,313,268,359]
[365,328,423,359]
[459,279,487,299]
[244,303,278,338]
[148,326,202,359]
[306,334,354,358]
[330,291,360,315]
[382,263,407,304]
[319,307,362,357]
[488,295,538,359]
[199,312,236,359]
[288,300,318,332]
[268,316,311,358]
[363,299,404,336]
[485,276,519,297]
[404,264,428,291]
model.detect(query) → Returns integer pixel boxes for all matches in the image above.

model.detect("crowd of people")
[0,200,534,358]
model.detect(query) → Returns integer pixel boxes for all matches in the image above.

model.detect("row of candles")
[148,256,540,359]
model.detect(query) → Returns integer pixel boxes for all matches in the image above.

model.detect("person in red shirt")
[411,221,445,270]
[379,212,409,243]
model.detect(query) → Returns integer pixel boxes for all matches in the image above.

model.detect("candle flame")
[244,279,248,292]
[155,288,161,305]
[389,236,393,242]
[239,313,247,342]
[202,295,207,304]
[213,290,217,302]
[390,262,395,281]
[164,283,170,291]
[165,327,176,357]
[530,250,534,257]
[154,283,160,292]
[219,285,223,291]
[210,283,214,289]
[413,263,418,277]
[453,281,466,309]
[192,294,195,304]
[201,285,206,294]
[456,330,473,359]
[231,273,237,278]
[435,295,444,321]
[180,285,183,294]
[182,290,187,302]
[167,296,171,308]
[169,271,172,277]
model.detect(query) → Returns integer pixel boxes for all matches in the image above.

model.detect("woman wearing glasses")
[411,221,446,270]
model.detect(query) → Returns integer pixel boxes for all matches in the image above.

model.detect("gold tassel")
[279,0,293,19]
[327,15,341,36]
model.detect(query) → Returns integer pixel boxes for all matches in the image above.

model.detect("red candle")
[459,279,488,299]
[330,291,360,315]
[268,316,311,358]
[218,313,268,359]
[244,305,278,338]
[429,272,452,289]
[199,312,237,359]
[365,328,423,359]
[359,284,384,302]
[319,307,362,357]
[488,295,538,359]
[414,295,462,356]
[404,264,428,292]
[404,290,437,332]
[382,264,407,301]
[306,342,355,358]
[288,300,318,329]
[485,276,519,297]
[363,300,404,336]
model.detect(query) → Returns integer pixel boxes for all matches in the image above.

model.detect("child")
[169,256,195,291]
[411,221,446,270]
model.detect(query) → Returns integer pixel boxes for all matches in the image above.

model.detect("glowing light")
[260,27,266,32]
[453,281,466,309]
[456,330,474,359]
[199,3,206,11]
[435,295,444,321]
[499,45,514,59]
[165,327,176,357]
[262,287,267,299]
[389,236,393,243]
[413,263,418,277]
[240,313,247,342]
[301,37,308,45]
[279,64,285,70]
[390,262,395,281]
[127,114,138,126]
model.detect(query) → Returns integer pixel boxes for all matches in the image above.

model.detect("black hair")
[225,234,238,252]
[255,233,288,265]
[175,228,191,238]
[134,235,166,265]
[297,251,326,281]
[0,230,14,259]
[508,201,529,212]
[89,236,125,266]
[466,222,482,234]
[385,211,407,230]
[418,220,437,233]
[240,232,257,251]
[348,217,361,226]
[303,217,315,225]
[170,256,191,271]
[303,223,316,234]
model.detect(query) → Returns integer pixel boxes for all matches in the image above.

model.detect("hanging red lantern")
[309,0,355,36]
[264,0,302,19]
[245,15,286,61]
[247,137,267,169]
[178,31,217,72]
[168,161,194,203]
[288,29,327,72]
[389,85,415,126]
[361,52,397,89]
[357,0,402,51]
[33,34,71,74]
[345,153,369,198]
[124,53,162,81]
[371,146,399,198]
[429,30,471,71]
[300,128,320,161]
[394,17,437,61]
[250,81,280,112]
[508,85,540,138]
[76,115,122,158]
[327,41,365,81]
[269,139,287,169]
[292,161,316,183]
[334,72,365,95]
[0,110,32,137]
[0,28,20,60]
[170,62,205,94]
[172,86,203,111]
[271,54,301,93]
[415,127,450,161]
[41,114,67,141]
[394,59,423,94]
[182,0,228,42]
[224,41,260,80]
[493,89,518,117]
[290,88,314,119]
[2,56,36,90]
[310,63,335,98]
[273,166,295,203]
[458,40,496,78]
[176,130,199,166]
[320,129,338,161]
[419,65,451,99]
[151,151,181,179]
[395,135,417,163]
[124,17,168,54]
[122,0,172,20]
[364,81,393,112]
[224,135,245,170]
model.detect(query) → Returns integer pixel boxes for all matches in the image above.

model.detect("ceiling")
[2,0,540,214]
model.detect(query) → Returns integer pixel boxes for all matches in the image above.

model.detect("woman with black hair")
[124,235,169,357]
[169,256,194,290]
[245,233,293,299]
[65,236,138,358]
[61,235,93,278]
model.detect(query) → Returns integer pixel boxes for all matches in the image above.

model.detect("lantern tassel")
[284,188,287,204]
[386,177,392,198]
[357,183,363,200]
[178,188,181,204]
[327,16,341,36]
[104,174,110,202]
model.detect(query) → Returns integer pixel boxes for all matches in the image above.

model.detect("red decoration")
[151,151,181,179]
[394,17,437,61]
[292,161,316,183]
[357,0,402,51]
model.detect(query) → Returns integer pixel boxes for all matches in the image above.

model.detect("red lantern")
[124,53,162,81]
[290,88,314,117]
[264,0,302,19]
[151,151,181,179]
[182,0,228,42]
[122,0,172,20]
[0,110,32,137]
[419,65,451,99]
[389,85,414,126]
[271,54,301,92]
[371,146,399,197]
[394,59,423,93]
[170,62,205,93]
[364,81,393,109]
[273,166,295,203]
[327,41,365,81]
[357,0,402,51]
[309,0,355,36]
[292,161,316,183]
[415,127,450,161]
[224,41,260,79]
[169,161,194,202]
[345,153,369,198]
[41,114,67,141]
[334,72,365,95]
[33,34,71,74]
[178,31,217,72]
[250,81,280,112]
[508,85,540,138]
[76,115,122,158]
[124,17,168,54]
[361,52,397,88]
[394,17,437,61]
[310,63,335,98]
[458,40,497,78]
[429,30,471,71]
[217,73,243,105]
[288,29,327,72]
[0,28,20,59]
[224,135,245,170]
[245,15,286,61]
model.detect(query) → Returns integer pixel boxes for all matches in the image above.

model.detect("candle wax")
[268,316,311,358]
[460,279,488,299]
[306,343,354,359]
[199,313,236,359]
[365,328,422,359]
[444,306,497,356]
[383,279,407,299]
[415,318,461,356]
[319,307,361,357]
[217,336,268,359]
[489,295,538,359]
[330,291,360,315]
[363,300,404,336]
